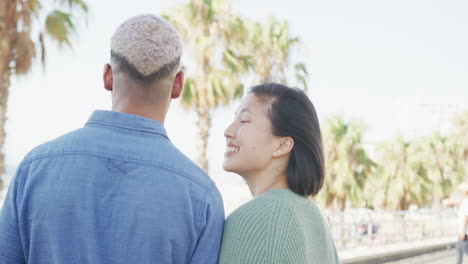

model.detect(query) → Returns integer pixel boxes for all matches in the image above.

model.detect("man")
[457,183,468,264]
[0,14,224,264]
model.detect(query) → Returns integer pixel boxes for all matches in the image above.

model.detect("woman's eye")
[240,120,249,124]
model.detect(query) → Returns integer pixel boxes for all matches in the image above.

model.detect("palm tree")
[0,0,89,190]
[164,0,309,172]
[318,116,375,248]
[416,133,465,208]
[245,17,308,90]
[453,112,468,169]
[318,115,375,211]
[369,136,431,210]
[163,0,250,172]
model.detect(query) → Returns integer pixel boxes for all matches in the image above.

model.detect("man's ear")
[103,63,113,91]
[171,71,184,99]
[273,137,294,157]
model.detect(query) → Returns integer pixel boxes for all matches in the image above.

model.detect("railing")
[325,208,458,249]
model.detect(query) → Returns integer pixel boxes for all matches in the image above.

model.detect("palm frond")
[180,78,197,109]
[56,0,89,13]
[25,0,42,18]
[222,49,250,73]
[294,62,308,91]
[45,10,75,46]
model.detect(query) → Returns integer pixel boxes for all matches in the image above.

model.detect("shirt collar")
[85,110,168,138]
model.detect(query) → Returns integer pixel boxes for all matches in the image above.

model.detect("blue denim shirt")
[0,110,225,264]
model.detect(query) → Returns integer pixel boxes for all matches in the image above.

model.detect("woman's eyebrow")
[235,108,252,115]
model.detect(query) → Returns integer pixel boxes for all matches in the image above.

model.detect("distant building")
[397,96,468,140]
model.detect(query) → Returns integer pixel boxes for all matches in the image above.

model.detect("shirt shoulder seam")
[21,151,213,190]
[195,185,214,233]
[86,122,168,138]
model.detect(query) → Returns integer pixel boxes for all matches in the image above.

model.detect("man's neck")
[112,103,167,124]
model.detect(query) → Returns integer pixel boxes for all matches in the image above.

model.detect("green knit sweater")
[218,189,339,264]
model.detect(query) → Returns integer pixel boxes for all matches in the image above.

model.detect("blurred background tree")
[0,0,89,190]
[318,115,376,211]
[243,17,308,90]
[164,0,308,172]
[366,136,431,210]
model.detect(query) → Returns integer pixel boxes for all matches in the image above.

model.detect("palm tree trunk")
[338,196,346,211]
[196,105,211,173]
[433,159,445,209]
[0,0,15,191]
[0,69,10,191]
[384,165,399,209]
[338,196,346,248]
[325,191,334,208]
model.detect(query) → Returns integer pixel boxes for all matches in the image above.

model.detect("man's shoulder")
[21,128,87,164]
[159,148,216,191]
[20,126,216,191]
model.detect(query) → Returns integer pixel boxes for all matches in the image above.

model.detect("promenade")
[340,237,457,263]
[324,207,459,263]
[386,248,464,264]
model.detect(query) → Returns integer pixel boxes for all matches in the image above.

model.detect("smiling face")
[223,93,280,178]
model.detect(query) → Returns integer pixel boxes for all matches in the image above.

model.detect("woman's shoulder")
[220,191,297,263]
[228,189,333,238]
[223,192,304,246]
[220,189,339,264]
[226,195,281,225]
[229,189,324,216]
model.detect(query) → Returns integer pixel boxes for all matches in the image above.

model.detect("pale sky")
[5,0,468,175]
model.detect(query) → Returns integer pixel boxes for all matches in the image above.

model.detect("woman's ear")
[273,137,294,157]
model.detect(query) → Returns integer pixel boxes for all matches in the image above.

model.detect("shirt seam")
[266,201,280,263]
[86,122,168,139]
[11,164,28,263]
[15,164,28,213]
[21,152,213,191]
[278,203,295,264]
[195,186,212,233]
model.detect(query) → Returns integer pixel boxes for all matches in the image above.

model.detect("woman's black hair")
[249,83,324,197]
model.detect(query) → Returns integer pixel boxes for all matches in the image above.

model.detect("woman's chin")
[222,161,237,173]
[222,165,233,173]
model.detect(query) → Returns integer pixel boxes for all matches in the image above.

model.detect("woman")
[219,83,339,263]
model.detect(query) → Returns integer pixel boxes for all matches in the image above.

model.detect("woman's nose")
[224,122,235,139]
